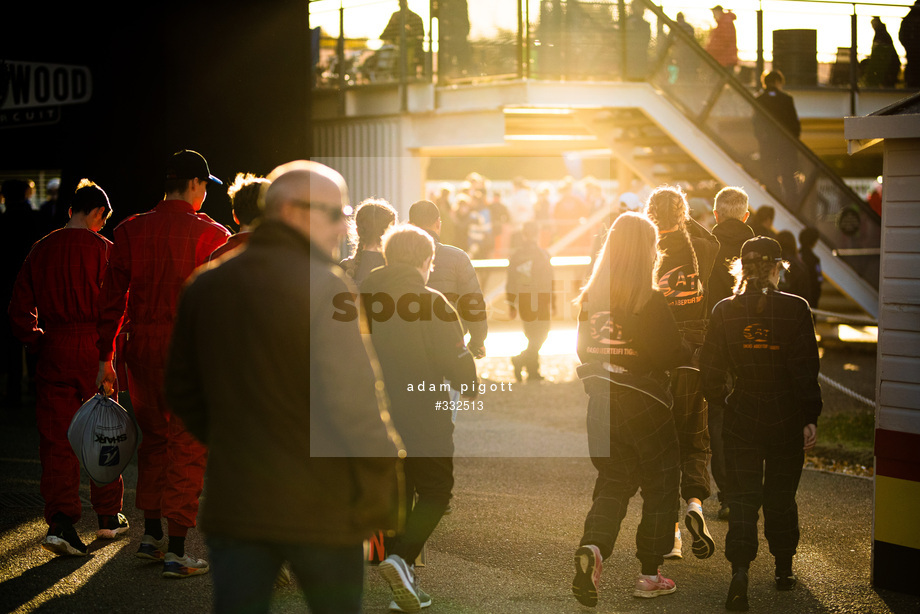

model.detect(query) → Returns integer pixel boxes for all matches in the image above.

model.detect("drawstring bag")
[67,392,140,485]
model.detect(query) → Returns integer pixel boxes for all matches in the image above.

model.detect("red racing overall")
[9,228,124,525]
[96,200,229,536]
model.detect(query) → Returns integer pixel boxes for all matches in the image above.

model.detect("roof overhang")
[845,93,920,154]
[845,115,920,154]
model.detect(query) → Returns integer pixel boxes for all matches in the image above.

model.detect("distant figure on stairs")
[706,5,738,70]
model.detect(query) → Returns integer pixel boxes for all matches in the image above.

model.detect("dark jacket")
[506,239,554,320]
[165,220,401,546]
[700,289,822,445]
[340,249,385,286]
[655,218,719,324]
[0,199,44,306]
[577,291,689,405]
[755,87,801,144]
[421,228,488,349]
[799,246,823,309]
[360,263,478,457]
[708,218,754,312]
[778,254,810,301]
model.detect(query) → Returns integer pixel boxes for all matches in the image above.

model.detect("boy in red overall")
[9,179,126,556]
[96,150,229,578]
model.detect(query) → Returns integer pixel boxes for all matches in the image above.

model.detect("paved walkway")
[1,355,916,613]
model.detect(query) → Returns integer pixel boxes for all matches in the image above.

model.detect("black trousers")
[579,383,680,571]
[723,430,804,566]
[518,319,550,375]
[386,455,453,564]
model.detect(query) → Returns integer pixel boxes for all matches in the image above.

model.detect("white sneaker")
[685,501,715,559]
[378,554,421,613]
[663,530,683,559]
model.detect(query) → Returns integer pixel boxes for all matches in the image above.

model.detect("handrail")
[637,0,881,290]
[645,0,868,214]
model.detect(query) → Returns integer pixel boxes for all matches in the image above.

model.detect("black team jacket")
[700,288,822,446]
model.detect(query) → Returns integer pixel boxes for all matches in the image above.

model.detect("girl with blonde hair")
[571,212,689,606]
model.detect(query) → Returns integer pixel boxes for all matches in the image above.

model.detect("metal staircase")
[566,0,882,316]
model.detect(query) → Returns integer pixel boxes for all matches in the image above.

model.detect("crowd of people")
[2,152,825,612]
[425,172,682,260]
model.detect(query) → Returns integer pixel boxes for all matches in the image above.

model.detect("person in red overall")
[96,150,230,578]
[8,179,126,556]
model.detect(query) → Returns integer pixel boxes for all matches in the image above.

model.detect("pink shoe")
[572,544,603,607]
[633,571,677,598]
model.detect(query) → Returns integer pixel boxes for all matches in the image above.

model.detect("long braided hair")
[644,185,700,289]
[345,198,397,278]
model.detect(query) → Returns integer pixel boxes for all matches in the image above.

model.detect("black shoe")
[717,502,731,521]
[42,523,88,556]
[775,570,797,591]
[511,355,523,383]
[725,569,749,611]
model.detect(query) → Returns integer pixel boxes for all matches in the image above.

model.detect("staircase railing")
[637,0,880,290]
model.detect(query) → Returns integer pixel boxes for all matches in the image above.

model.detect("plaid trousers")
[723,429,804,566]
[670,368,712,502]
[579,381,680,569]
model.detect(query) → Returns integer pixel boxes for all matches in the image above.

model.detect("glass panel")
[524,0,668,82]
[648,26,725,121]
[703,84,757,166]
[310,0,432,88]
[434,0,519,81]
[801,177,882,256]
[527,0,620,80]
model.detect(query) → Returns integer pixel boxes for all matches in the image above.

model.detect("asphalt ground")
[2,343,917,613]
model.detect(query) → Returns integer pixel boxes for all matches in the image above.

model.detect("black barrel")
[772,29,818,86]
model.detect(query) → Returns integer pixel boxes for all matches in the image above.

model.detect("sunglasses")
[294,201,353,222]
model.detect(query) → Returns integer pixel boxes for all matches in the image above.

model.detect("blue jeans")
[207,536,364,614]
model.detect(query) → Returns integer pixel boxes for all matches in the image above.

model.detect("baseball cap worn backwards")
[741,236,783,262]
[166,150,222,185]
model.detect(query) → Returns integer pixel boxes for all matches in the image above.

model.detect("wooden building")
[846,94,920,595]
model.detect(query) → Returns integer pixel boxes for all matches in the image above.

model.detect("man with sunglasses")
[9,180,127,556]
[165,160,401,613]
[96,149,230,578]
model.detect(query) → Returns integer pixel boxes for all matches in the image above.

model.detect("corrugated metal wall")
[312,118,406,212]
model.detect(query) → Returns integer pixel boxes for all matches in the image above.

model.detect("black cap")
[741,236,783,262]
[166,150,222,185]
